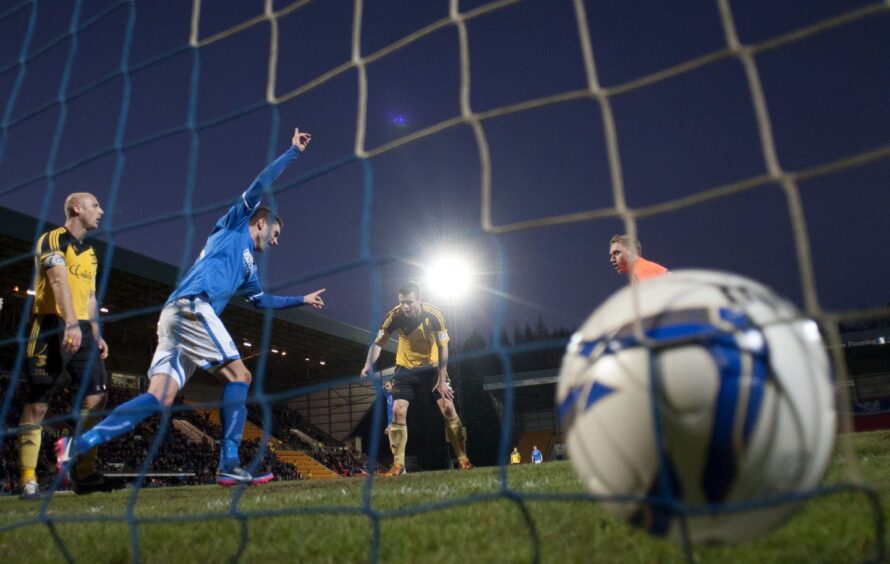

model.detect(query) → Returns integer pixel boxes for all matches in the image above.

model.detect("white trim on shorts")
[148,296,240,388]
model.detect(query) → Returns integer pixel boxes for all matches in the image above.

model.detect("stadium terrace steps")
[171,419,212,444]
[274,450,340,480]
[195,409,222,428]
[192,408,338,480]
[194,409,283,447]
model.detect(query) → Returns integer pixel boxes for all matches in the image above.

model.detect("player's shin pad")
[445,415,468,460]
[18,424,42,483]
[76,404,104,480]
[389,423,407,466]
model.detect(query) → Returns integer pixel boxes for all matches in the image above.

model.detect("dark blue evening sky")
[1,0,888,341]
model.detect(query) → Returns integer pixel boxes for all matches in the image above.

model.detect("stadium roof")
[483,368,559,391]
[0,206,394,392]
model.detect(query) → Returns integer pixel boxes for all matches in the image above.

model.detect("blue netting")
[0,1,887,563]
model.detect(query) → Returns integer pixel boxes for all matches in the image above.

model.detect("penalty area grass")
[0,431,888,563]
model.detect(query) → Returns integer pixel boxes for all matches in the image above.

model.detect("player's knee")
[147,389,175,407]
[22,402,48,422]
[438,399,456,419]
[233,368,252,384]
[219,362,252,384]
[147,376,180,406]
[83,392,106,410]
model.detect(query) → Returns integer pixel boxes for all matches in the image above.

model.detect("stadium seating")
[194,408,339,480]
[274,450,339,480]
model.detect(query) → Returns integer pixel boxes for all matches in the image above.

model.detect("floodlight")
[425,253,473,299]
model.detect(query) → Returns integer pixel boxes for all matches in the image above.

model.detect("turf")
[1,431,887,563]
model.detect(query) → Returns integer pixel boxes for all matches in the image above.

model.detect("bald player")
[17,192,117,498]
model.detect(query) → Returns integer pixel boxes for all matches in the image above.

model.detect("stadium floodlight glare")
[425,253,474,300]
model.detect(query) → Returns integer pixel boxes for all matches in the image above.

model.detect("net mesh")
[1,0,888,562]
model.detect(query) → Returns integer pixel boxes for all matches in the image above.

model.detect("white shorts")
[148,297,240,388]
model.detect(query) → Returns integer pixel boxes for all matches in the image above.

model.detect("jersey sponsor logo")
[68,262,96,281]
[242,249,256,277]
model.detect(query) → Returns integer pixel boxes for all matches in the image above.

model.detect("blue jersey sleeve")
[243,146,300,208]
[241,260,305,309]
[218,146,301,230]
[249,293,305,309]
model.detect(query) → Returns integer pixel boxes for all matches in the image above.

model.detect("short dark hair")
[610,234,641,255]
[250,205,283,228]
[398,280,421,299]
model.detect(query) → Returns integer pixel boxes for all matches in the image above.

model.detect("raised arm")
[243,128,312,207]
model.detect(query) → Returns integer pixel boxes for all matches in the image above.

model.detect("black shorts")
[25,315,107,403]
[391,365,450,403]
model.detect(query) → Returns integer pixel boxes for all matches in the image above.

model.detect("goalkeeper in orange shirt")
[609,234,669,283]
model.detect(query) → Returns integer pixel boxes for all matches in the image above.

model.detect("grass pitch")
[1,431,888,563]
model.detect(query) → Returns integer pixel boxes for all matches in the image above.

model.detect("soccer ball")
[556,270,836,543]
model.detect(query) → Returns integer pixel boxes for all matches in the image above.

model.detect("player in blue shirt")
[383,379,394,432]
[58,128,324,486]
[531,445,543,464]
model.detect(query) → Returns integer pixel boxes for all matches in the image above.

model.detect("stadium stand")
[274,450,339,480]
[3,202,889,495]
[0,207,398,489]
[515,431,555,464]
[0,206,396,393]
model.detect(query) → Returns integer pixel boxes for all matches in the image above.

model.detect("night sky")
[1,0,888,344]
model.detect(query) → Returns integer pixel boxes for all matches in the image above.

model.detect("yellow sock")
[389,423,408,466]
[444,415,468,461]
[75,403,104,480]
[387,428,395,456]
[18,423,41,484]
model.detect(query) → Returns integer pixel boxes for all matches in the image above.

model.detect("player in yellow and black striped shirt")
[16,192,118,499]
[361,281,474,476]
